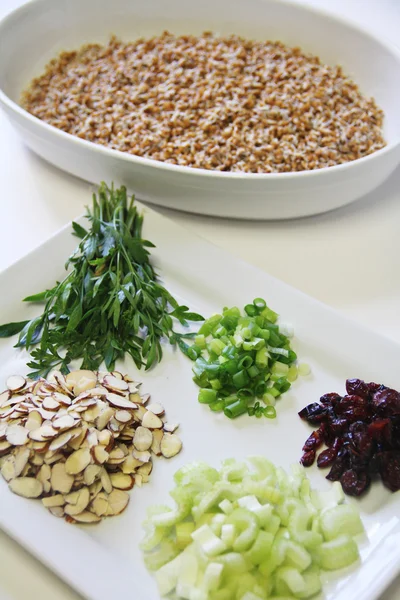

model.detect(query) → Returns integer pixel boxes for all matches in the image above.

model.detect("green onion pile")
[186,299,304,419]
[141,457,363,599]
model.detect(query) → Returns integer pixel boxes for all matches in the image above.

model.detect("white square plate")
[0,203,400,600]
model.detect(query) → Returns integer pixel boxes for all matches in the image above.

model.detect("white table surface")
[1,0,400,598]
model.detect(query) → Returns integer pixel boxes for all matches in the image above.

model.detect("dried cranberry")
[372,388,400,416]
[317,447,338,469]
[340,469,371,496]
[335,395,368,415]
[302,430,323,452]
[326,448,349,481]
[298,403,328,424]
[346,379,370,400]
[300,450,316,467]
[348,421,374,456]
[319,422,336,447]
[320,392,342,407]
[367,418,391,440]
[330,418,348,435]
[379,451,400,492]
[368,382,385,394]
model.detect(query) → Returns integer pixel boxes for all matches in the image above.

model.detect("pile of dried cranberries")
[299,378,400,496]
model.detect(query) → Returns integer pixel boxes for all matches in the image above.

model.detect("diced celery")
[176,522,196,549]
[220,523,236,548]
[191,525,227,557]
[226,508,260,552]
[211,514,226,536]
[320,504,364,541]
[202,562,224,592]
[246,530,274,565]
[155,553,182,595]
[276,567,306,595]
[284,541,312,572]
[318,535,359,570]
[219,499,234,515]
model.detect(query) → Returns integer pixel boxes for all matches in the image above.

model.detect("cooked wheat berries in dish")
[22,32,386,173]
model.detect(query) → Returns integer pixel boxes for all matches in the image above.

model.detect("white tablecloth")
[1,1,400,598]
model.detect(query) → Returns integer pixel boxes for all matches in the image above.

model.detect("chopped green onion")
[264,406,277,419]
[190,299,300,421]
[224,399,248,419]
[198,389,218,404]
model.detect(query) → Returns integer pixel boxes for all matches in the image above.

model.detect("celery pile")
[141,458,364,599]
[186,298,305,419]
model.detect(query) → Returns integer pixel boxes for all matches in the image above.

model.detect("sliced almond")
[96,407,114,431]
[64,487,90,515]
[37,407,59,421]
[49,506,65,518]
[135,475,143,487]
[52,415,76,431]
[89,479,103,499]
[106,393,137,410]
[132,449,151,463]
[68,426,88,451]
[1,456,15,482]
[51,463,74,494]
[84,429,98,449]
[129,392,142,405]
[128,384,140,394]
[141,411,163,429]
[91,493,109,517]
[103,375,129,393]
[25,411,43,432]
[163,422,179,433]
[108,489,129,515]
[107,447,125,465]
[65,448,91,475]
[109,472,134,490]
[114,410,132,424]
[14,447,30,477]
[0,390,11,407]
[48,431,73,452]
[151,428,164,455]
[100,469,113,494]
[83,464,102,486]
[82,403,103,423]
[37,464,51,483]
[30,453,45,466]
[6,424,28,446]
[98,430,112,447]
[66,370,97,395]
[122,455,144,474]
[110,371,123,380]
[133,404,147,421]
[42,398,60,411]
[0,441,12,456]
[141,393,151,405]
[92,445,109,465]
[42,494,65,508]
[160,433,182,458]
[133,427,153,452]
[31,440,49,453]
[146,403,165,416]
[137,461,153,479]
[44,451,64,465]
[52,372,74,397]
[29,425,57,442]
[0,422,7,440]
[70,511,101,524]
[9,477,43,498]
[6,375,26,393]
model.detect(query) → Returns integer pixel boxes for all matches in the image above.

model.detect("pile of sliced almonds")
[0,370,182,524]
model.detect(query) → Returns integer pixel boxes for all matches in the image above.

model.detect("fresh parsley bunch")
[0,183,203,377]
